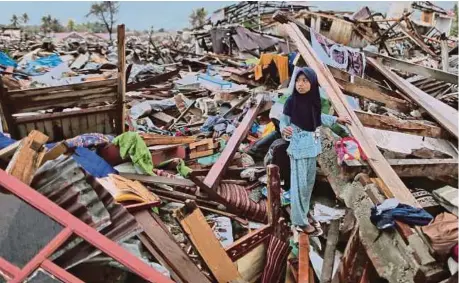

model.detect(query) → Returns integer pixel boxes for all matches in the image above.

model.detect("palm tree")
[189,8,207,28]
[10,14,19,27]
[21,13,29,25]
[41,15,52,34]
[67,19,75,32]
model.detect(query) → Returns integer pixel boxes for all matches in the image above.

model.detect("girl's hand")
[337,116,352,125]
[282,126,293,138]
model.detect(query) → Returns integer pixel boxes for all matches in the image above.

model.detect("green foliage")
[86,1,119,41]
[189,7,207,28]
[10,14,19,27]
[451,4,458,36]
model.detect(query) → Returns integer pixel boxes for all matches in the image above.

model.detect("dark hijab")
[283,67,322,132]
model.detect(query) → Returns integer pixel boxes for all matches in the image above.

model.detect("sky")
[0,1,455,31]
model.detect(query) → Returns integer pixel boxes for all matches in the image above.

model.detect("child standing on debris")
[280,67,351,235]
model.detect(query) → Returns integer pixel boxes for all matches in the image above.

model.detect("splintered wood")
[175,200,243,283]
[6,130,48,185]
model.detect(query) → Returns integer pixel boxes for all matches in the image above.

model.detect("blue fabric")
[0,132,16,149]
[23,54,63,76]
[0,51,17,68]
[280,113,337,159]
[290,157,317,227]
[370,203,433,230]
[71,147,116,178]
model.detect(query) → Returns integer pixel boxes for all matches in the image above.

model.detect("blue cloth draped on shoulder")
[370,198,433,230]
[0,132,116,178]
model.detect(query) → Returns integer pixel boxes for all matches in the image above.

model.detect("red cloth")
[98,144,124,166]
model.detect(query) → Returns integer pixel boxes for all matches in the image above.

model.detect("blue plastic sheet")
[0,132,16,149]
[23,54,63,76]
[0,51,17,68]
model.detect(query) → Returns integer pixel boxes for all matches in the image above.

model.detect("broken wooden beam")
[368,57,458,139]
[345,158,458,178]
[203,95,264,190]
[174,200,243,283]
[355,110,450,139]
[225,224,272,261]
[321,220,340,283]
[7,130,48,185]
[364,52,458,85]
[282,22,418,206]
[141,133,198,146]
[298,233,311,283]
[338,79,412,113]
[120,172,196,187]
[134,210,211,283]
[167,100,197,130]
[117,24,126,135]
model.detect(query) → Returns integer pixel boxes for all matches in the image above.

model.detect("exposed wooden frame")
[117,24,126,135]
[355,110,450,139]
[203,95,264,190]
[368,57,458,139]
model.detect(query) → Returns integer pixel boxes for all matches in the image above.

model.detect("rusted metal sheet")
[32,156,111,230]
[30,155,142,269]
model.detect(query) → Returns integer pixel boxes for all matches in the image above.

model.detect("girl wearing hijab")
[280,67,351,235]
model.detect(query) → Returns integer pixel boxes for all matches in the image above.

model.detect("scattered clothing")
[311,31,366,77]
[312,203,346,223]
[260,235,291,283]
[422,212,458,255]
[432,186,458,216]
[200,115,234,136]
[112,132,154,175]
[65,133,114,148]
[335,137,367,165]
[71,147,117,178]
[370,198,433,230]
[255,53,289,84]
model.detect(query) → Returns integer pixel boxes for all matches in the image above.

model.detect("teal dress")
[279,113,337,227]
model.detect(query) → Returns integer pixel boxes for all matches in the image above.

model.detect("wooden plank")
[70,117,80,139]
[87,114,98,133]
[267,164,282,238]
[8,79,117,98]
[398,24,438,57]
[17,124,27,138]
[338,79,412,112]
[120,172,196,187]
[134,210,211,283]
[96,112,105,134]
[0,140,21,161]
[126,69,180,92]
[43,120,55,141]
[174,200,243,283]
[283,22,418,206]
[364,51,458,85]
[61,118,71,139]
[6,130,48,185]
[14,105,117,123]
[117,24,126,135]
[151,112,175,124]
[141,134,197,146]
[0,81,20,139]
[225,225,272,261]
[167,100,197,130]
[41,142,68,165]
[298,233,310,283]
[368,57,458,139]
[203,95,264,190]
[321,220,340,283]
[355,110,450,139]
[344,158,458,178]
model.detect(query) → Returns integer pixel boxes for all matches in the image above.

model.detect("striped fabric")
[261,235,291,283]
[217,183,267,223]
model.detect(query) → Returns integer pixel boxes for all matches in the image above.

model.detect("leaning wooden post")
[267,164,281,237]
[117,24,126,134]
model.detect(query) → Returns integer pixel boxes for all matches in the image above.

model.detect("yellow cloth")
[262,122,276,137]
[254,53,289,84]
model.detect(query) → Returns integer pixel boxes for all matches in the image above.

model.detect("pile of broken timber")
[275,11,458,283]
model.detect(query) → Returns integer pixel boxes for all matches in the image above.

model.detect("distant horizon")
[0,1,455,31]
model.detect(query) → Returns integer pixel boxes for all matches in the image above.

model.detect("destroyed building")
[0,1,458,283]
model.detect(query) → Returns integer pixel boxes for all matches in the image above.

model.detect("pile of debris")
[0,2,458,282]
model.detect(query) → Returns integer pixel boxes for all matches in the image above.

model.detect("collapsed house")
[0,1,458,283]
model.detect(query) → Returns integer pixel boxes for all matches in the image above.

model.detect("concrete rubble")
[0,1,457,282]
